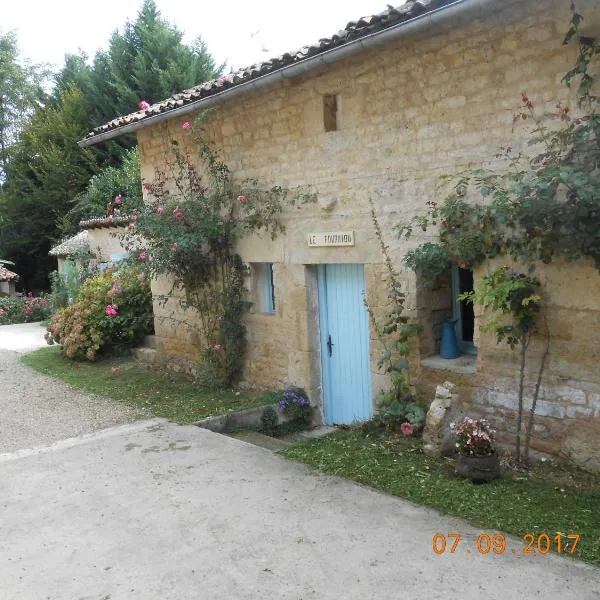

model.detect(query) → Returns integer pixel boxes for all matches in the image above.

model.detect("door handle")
[327,334,334,357]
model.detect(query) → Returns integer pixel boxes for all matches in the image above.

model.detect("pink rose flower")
[237,195,247,204]
[173,207,183,220]
[143,182,152,191]
[213,344,222,351]
[400,422,415,437]
[182,121,191,129]
[131,213,138,221]
[138,100,150,110]
[105,304,118,318]
[128,223,136,231]
[156,206,165,215]
[112,367,121,376]
[138,251,148,261]
[114,194,122,205]
[27,291,33,297]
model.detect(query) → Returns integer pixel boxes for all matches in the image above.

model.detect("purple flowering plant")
[278,387,312,425]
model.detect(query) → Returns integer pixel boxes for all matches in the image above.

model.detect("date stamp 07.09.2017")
[432,532,580,556]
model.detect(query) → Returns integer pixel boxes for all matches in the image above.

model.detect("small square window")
[323,94,338,132]
[254,263,276,314]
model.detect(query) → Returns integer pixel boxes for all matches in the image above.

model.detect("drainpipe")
[79,0,493,148]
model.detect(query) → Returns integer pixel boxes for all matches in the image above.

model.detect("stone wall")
[87,226,128,264]
[135,0,600,466]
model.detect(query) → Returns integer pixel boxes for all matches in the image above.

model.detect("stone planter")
[455,453,500,483]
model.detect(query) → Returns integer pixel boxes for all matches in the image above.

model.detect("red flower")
[400,422,415,437]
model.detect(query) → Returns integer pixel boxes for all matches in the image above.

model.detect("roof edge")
[80,0,491,148]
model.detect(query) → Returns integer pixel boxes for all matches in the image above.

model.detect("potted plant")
[451,417,500,483]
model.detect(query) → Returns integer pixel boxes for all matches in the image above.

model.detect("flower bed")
[0,294,51,324]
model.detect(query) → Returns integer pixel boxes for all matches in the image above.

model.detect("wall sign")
[308,231,355,247]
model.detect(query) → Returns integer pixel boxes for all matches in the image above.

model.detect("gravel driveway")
[0,323,138,453]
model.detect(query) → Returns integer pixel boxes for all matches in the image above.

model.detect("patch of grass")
[21,346,277,423]
[282,429,600,566]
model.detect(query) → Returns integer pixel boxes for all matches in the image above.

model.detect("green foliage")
[122,119,314,386]
[365,199,423,428]
[461,266,541,349]
[260,406,279,437]
[0,30,49,180]
[0,0,219,288]
[48,257,96,312]
[56,0,219,132]
[0,294,51,324]
[46,262,153,360]
[374,389,425,433]
[0,88,100,289]
[69,148,143,222]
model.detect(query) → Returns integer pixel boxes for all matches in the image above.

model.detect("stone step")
[133,346,159,363]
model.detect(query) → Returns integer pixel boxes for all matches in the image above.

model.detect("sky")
[3,0,392,74]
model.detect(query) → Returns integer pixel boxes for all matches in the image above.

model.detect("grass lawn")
[282,428,600,566]
[22,346,277,423]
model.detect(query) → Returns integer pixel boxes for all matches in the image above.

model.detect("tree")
[0,0,219,289]
[55,0,219,131]
[0,31,48,181]
[0,88,99,290]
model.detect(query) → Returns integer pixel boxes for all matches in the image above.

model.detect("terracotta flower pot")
[455,453,500,483]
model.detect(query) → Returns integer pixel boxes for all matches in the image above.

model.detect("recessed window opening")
[323,94,338,132]
[452,265,476,355]
[254,262,276,314]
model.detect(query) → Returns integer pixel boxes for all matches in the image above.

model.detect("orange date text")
[432,532,580,556]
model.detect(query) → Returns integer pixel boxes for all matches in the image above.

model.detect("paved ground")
[0,323,137,453]
[1,420,599,600]
[1,323,599,598]
[0,322,48,353]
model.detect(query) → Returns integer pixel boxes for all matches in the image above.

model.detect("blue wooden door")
[318,264,372,424]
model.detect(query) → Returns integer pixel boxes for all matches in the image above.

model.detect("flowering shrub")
[121,117,314,386]
[45,262,153,360]
[0,294,51,324]
[278,387,313,425]
[451,418,496,457]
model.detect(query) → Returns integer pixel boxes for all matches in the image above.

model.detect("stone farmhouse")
[81,0,600,469]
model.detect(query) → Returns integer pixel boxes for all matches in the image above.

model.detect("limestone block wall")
[87,227,129,263]
[135,0,600,464]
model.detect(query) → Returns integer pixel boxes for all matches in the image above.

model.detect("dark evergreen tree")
[0,0,219,289]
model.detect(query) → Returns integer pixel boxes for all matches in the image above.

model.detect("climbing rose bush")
[0,295,50,324]
[46,262,153,360]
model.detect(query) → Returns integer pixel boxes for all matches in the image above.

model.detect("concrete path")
[0,323,138,453]
[1,420,598,600]
[0,321,47,353]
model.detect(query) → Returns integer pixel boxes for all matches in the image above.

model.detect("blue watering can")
[440,319,460,359]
